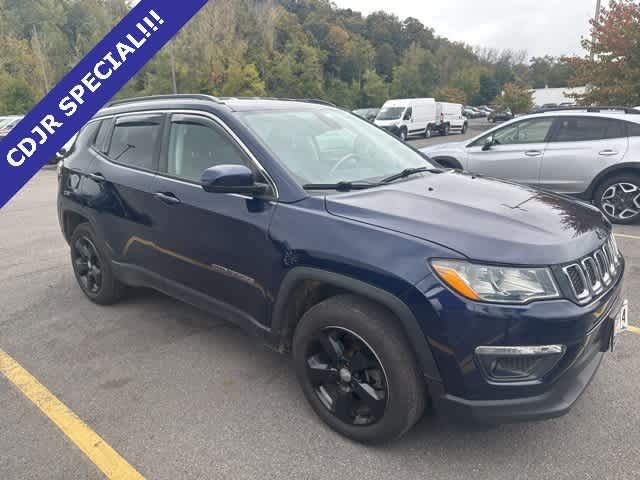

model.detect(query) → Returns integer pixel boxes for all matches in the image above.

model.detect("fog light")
[475,345,566,383]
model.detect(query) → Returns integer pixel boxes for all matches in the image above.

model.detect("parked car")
[463,106,484,118]
[422,109,640,224]
[0,115,24,139]
[437,102,468,135]
[488,108,514,122]
[476,105,494,115]
[352,108,380,122]
[374,98,437,141]
[58,95,628,443]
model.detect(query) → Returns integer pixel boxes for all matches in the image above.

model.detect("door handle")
[524,150,542,157]
[153,192,181,205]
[599,149,618,156]
[88,172,105,182]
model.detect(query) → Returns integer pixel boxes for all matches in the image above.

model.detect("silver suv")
[422,109,640,224]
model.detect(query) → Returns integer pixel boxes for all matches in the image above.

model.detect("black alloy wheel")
[305,327,388,426]
[293,295,426,443]
[72,236,103,294]
[69,223,126,304]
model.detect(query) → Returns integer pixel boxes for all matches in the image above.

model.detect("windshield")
[239,108,432,185]
[376,107,405,121]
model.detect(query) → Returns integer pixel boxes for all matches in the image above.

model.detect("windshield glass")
[376,107,405,121]
[239,108,432,185]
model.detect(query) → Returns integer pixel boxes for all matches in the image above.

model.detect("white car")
[422,109,640,224]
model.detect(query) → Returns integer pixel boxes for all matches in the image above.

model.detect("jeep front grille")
[562,236,622,304]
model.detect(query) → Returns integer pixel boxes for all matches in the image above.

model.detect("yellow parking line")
[0,348,144,480]
[628,325,640,336]
[615,233,640,241]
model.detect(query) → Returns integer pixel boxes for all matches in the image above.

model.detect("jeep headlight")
[431,260,560,304]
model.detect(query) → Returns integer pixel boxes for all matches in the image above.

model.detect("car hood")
[325,171,610,265]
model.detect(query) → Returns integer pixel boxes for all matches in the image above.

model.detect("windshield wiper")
[303,181,379,192]
[380,167,442,184]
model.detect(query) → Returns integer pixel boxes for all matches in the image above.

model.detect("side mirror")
[482,136,495,151]
[201,165,269,197]
[56,147,68,159]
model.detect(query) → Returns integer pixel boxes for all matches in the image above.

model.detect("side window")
[471,118,554,147]
[403,107,412,121]
[107,115,163,170]
[552,117,624,142]
[76,121,101,150]
[166,115,248,183]
[627,122,640,137]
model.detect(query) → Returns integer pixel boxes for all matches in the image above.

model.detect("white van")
[436,102,467,135]
[375,98,437,141]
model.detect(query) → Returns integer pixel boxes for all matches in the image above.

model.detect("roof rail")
[300,98,336,107]
[106,94,224,108]
[534,106,640,115]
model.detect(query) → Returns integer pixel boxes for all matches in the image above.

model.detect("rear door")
[466,117,555,186]
[540,116,629,194]
[83,113,165,273]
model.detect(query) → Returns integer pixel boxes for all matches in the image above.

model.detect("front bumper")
[432,337,604,423]
[409,263,626,424]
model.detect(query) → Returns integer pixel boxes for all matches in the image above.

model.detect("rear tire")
[424,126,432,139]
[70,223,126,304]
[594,173,640,224]
[293,294,426,444]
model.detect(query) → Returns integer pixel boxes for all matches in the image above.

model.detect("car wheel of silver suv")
[594,173,640,224]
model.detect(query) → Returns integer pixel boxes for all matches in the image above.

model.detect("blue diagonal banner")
[0,0,208,208]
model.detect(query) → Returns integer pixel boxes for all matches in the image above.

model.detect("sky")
[334,0,599,58]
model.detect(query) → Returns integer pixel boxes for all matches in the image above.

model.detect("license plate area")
[609,300,629,352]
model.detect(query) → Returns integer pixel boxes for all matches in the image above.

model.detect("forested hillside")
[0,0,574,114]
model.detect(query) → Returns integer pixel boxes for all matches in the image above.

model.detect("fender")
[270,267,442,383]
[579,162,640,199]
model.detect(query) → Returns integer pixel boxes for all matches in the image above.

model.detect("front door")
[149,112,279,328]
[466,117,555,186]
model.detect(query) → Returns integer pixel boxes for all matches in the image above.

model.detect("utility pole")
[591,0,602,60]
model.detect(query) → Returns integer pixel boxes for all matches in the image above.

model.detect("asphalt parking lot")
[1,166,639,480]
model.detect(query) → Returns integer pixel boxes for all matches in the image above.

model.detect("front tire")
[70,223,126,304]
[440,124,450,136]
[399,128,408,142]
[594,173,640,224]
[293,295,426,443]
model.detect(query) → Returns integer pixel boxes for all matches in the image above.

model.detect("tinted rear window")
[553,117,626,142]
[628,122,640,137]
[107,115,163,170]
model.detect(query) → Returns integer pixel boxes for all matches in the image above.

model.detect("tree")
[434,87,467,104]
[391,43,438,98]
[359,70,388,107]
[221,64,266,97]
[474,74,500,105]
[567,0,640,106]
[496,83,533,114]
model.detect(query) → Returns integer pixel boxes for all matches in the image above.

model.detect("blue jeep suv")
[57,95,628,443]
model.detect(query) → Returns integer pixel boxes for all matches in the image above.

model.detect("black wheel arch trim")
[583,162,640,199]
[270,267,442,383]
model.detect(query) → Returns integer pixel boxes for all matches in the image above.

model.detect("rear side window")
[76,121,101,149]
[107,115,163,170]
[552,117,626,142]
[628,122,640,137]
[165,114,247,183]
